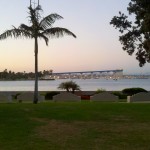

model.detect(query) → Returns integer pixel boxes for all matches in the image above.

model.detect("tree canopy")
[110,0,150,67]
[58,81,81,93]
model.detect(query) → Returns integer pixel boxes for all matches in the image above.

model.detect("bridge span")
[50,69,123,79]
[53,69,123,75]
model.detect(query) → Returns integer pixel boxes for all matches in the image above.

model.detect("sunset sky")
[0,0,150,74]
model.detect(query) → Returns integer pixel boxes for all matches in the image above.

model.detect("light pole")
[30,0,40,8]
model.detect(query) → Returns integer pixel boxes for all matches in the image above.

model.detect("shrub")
[95,88,106,94]
[45,91,60,100]
[111,91,127,99]
[12,93,21,100]
[122,87,147,96]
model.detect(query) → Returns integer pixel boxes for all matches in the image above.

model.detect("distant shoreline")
[0,79,55,81]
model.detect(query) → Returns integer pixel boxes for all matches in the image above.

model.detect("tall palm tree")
[0,6,76,104]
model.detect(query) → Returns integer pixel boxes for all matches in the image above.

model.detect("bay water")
[0,79,149,91]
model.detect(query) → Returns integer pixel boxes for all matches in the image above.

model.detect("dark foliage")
[110,0,150,66]
[111,91,127,99]
[45,91,60,100]
[58,81,81,93]
[122,87,147,96]
[12,93,21,100]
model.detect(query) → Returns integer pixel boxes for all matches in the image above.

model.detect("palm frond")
[38,33,49,45]
[28,7,39,27]
[42,27,76,38]
[40,14,63,30]
[0,28,32,40]
[19,24,33,32]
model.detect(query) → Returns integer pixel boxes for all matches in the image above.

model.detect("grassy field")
[0,102,150,150]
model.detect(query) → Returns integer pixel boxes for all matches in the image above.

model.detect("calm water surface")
[0,79,149,91]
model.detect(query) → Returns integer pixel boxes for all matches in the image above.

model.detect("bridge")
[50,69,123,79]
[53,69,123,75]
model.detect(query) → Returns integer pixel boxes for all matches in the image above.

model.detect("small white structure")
[91,92,118,102]
[53,92,81,102]
[130,92,150,102]
[127,96,131,103]
[17,92,44,102]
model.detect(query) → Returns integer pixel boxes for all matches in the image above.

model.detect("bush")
[122,87,147,96]
[111,91,127,99]
[45,91,60,100]
[12,93,21,100]
[95,88,106,94]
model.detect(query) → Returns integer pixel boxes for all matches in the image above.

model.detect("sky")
[0,0,150,75]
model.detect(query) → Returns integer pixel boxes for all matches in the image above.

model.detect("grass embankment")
[0,102,150,150]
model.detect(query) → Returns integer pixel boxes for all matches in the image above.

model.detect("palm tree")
[0,6,76,104]
[58,81,81,93]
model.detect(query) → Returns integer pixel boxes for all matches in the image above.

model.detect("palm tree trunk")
[34,37,38,104]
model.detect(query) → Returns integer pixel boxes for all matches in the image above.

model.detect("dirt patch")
[31,118,150,149]
[32,118,85,145]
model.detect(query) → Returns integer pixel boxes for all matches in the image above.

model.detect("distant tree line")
[0,69,53,80]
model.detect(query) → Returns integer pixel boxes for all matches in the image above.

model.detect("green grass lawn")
[0,102,150,150]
